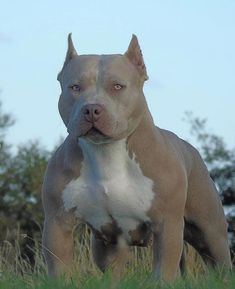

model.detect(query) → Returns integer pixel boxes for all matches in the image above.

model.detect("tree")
[0,100,15,239]
[0,100,50,263]
[1,142,49,231]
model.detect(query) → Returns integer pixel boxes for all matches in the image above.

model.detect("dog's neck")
[129,108,164,148]
[77,106,164,181]
[78,138,130,180]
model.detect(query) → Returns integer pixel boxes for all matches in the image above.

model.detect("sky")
[1,0,235,151]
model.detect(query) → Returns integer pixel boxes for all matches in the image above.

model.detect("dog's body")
[42,35,231,281]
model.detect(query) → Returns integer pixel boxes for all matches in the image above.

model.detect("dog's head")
[58,34,148,144]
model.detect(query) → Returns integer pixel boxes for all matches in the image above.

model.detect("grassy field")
[0,225,234,289]
[1,272,235,289]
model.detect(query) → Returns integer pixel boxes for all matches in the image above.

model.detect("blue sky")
[1,0,235,150]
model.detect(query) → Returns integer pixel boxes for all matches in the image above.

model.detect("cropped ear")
[57,33,78,81]
[64,33,78,65]
[124,34,148,81]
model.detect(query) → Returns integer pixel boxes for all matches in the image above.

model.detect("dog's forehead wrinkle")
[95,55,135,88]
[74,72,97,84]
[66,55,100,74]
[62,54,134,88]
[71,54,123,67]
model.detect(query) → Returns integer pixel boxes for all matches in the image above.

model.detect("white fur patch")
[62,139,154,241]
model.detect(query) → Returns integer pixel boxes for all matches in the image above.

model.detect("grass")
[1,271,235,289]
[0,225,234,288]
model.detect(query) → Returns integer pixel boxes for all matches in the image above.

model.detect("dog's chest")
[62,140,154,242]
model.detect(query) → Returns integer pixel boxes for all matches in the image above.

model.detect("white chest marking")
[62,139,154,240]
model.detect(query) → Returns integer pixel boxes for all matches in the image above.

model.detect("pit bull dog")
[42,34,232,281]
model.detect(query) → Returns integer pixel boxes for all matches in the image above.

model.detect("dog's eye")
[70,84,81,92]
[114,84,123,90]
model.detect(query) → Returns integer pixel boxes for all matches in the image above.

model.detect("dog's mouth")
[69,117,125,144]
[85,127,106,137]
[81,126,111,144]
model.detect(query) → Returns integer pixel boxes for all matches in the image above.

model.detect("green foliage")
[0,101,15,237]
[0,100,50,264]
[8,142,49,225]
[0,141,50,237]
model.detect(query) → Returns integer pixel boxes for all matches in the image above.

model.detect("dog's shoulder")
[158,128,190,157]
[48,136,83,174]
[42,136,83,204]
[159,128,205,175]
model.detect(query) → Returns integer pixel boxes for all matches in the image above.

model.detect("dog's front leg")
[152,216,184,282]
[42,214,75,277]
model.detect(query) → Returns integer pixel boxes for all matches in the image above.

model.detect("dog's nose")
[82,104,103,122]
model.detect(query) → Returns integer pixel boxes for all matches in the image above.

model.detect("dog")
[42,34,232,281]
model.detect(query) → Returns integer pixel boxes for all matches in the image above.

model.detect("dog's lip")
[68,122,113,140]
[84,127,106,137]
[79,127,113,144]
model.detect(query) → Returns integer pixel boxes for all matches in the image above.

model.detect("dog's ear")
[64,33,78,65]
[58,33,78,81]
[125,34,148,81]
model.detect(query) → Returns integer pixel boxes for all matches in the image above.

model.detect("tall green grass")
[0,225,234,288]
